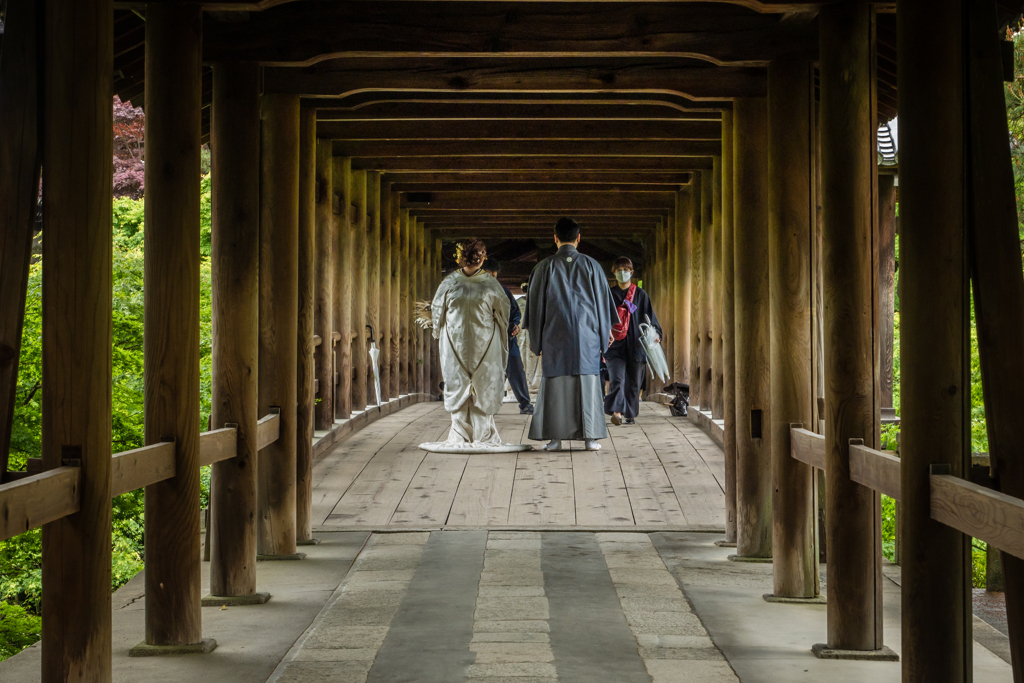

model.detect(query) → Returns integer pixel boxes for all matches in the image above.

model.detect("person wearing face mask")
[605,257,662,426]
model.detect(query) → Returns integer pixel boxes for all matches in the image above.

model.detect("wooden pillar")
[380,179,392,402]
[431,237,442,396]
[257,93,299,558]
[819,4,884,654]
[712,159,724,419]
[878,175,897,409]
[675,197,691,387]
[366,171,382,406]
[390,195,402,398]
[314,141,335,430]
[334,157,352,419]
[0,0,41,475]
[210,62,260,599]
[768,61,819,598]
[142,4,204,648]
[40,0,113,676]
[351,170,368,411]
[733,97,772,560]
[654,223,669,393]
[400,209,411,394]
[689,178,703,409]
[722,110,738,544]
[701,169,714,411]
[414,221,424,393]
[295,107,316,542]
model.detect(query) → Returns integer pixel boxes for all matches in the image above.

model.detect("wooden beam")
[40,0,114,676]
[767,61,818,599]
[317,119,723,140]
[384,172,694,185]
[416,211,669,220]
[393,183,688,193]
[267,58,766,100]
[353,156,715,172]
[790,426,826,470]
[0,0,41,476]
[111,442,176,498]
[849,441,900,502]
[256,412,281,451]
[316,102,723,121]
[931,475,1024,562]
[204,2,816,66]
[0,467,80,543]
[402,191,677,210]
[142,3,205,649]
[296,106,317,542]
[198,428,238,468]
[258,93,300,557]
[210,61,261,599]
[334,139,722,158]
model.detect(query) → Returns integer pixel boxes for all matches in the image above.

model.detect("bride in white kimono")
[421,240,524,451]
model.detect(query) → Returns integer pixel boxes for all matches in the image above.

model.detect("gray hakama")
[523,244,618,442]
[527,375,607,440]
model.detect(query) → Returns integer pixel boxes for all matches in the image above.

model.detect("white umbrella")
[367,325,382,408]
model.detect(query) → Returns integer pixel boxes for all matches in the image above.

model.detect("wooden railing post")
[314,140,335,429]
[817,4,890,658]
[334,157,353,419]
[137,4,210,654]
[733,97,772,561]
[380,179,393,402]
[40,0,114,675]
[296,106,316,543]
[209,62,263,602]
[721,110,738,545]
[767,61,819,600]
[351,169,369,411]
[390,194,402,398]
[257,93,300,559]
[367,171,382,406]
[689,177,702,410]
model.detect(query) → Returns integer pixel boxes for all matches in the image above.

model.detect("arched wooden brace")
[334,157,353,419]
[767,60,819,599]
[210,62,261,599]
[733,96,772,560]
[712,158,724,420]
[257,93,300,558]
[40,0,114,675]
[380,179,393,403]
[819,4,885,654]
[689,178,702,409]
[314,141,335,431]
[142,4,205,648]
[351,170,369,412]
[296,107,316,542]
[701,168,714,411]
[721,110,738,544]
[390,195,402,399]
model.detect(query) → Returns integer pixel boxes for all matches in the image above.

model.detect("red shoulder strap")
[625,283,638,303]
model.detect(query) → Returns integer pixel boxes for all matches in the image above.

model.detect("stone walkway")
[270,531,738,683]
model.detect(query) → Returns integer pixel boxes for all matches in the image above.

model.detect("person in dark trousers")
[482,259,534,415]
[605,257,661,426]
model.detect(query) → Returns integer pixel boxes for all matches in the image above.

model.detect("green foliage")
[0,602,41,662]
[1,178,215,660]
[972,542,988,590]
[881,495,896,562]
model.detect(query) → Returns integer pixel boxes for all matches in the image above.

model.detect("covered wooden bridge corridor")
[3,0,1024,681]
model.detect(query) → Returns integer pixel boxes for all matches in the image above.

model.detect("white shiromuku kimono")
[431,268,511,446]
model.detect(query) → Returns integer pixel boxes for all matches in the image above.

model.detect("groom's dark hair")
[554,217,580,243]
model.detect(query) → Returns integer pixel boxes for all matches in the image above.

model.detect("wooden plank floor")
[314,401,726,530]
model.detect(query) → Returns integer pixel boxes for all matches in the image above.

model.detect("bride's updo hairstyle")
[456,239,487,269]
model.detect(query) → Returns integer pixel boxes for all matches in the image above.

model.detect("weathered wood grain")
[572,450,635,527]
[318,119,724,141]
[316,102,722,122]
[448,453,517,526]
[641,421,723,528]
[390,194,402,398]
[351,170,369,412]
[334,157,353,418]
[689,178,702,409]
[508,452,576,525]
[366,171,382,407]
[931,475,1024,562]
[353,156,715,173]
[721,109,737,543]
[700,168,714,409]
[142,4,204,646]
[297,106,318,542]
[314,140,335,430]
[0,467,80,543]
[849,441,900,502]
[610,427,687,525]
[390,452,470,525]
[210,61,261,598]
[199,428,239,467]
[379,181,392,402]
[789,427,825,471]
[336,139,721,159]
[711,157,724,419]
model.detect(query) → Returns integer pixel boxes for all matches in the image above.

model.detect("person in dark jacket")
[605,257,661,425]
[482,259,534,414]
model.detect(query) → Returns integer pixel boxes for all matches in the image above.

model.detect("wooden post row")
[701,168,714,411]
[257,93,299,559]
[712,159,724,420]
[334,157,352,419]
[351,170,368,412]
[390,194,402,399]
[401,209,411,394]
[209,62,261,600]
[380,179,392,403]
[689,176,702,409]
[40,0,114,676]
[767,61,818,599]
[721,110,738,545]
[732,97,772,561]
[296,107,316,542]
[141,4,205,650]
[367,171,381,407]
[314,141,335,430]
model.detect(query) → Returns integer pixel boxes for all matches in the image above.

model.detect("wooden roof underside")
[109,0,1024,253]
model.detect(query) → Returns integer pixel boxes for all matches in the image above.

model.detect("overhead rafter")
[402,190,677,210]
[304,91,734,112]
[203,2,818,67]
[332,139,721,157]
[380,172,694,184]
[264,57,767,100]
[315,102,723,121]
[316,119,723,140]
[392,182,687,192]
[351,156,715,171]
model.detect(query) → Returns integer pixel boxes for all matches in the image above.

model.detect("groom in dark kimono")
[524,217,618,451]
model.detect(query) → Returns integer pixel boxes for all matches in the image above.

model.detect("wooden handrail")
[199,427,238,467]
[111,441,176,497]
[931,474,1024,561]
[849,440,901,501]
[257,412,281,451]
[0,466,81,542]
[790,426,826,470]
[313,334,322,347]
[332,331,342,342]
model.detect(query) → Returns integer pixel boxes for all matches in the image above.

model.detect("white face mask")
[615,270,632,283]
